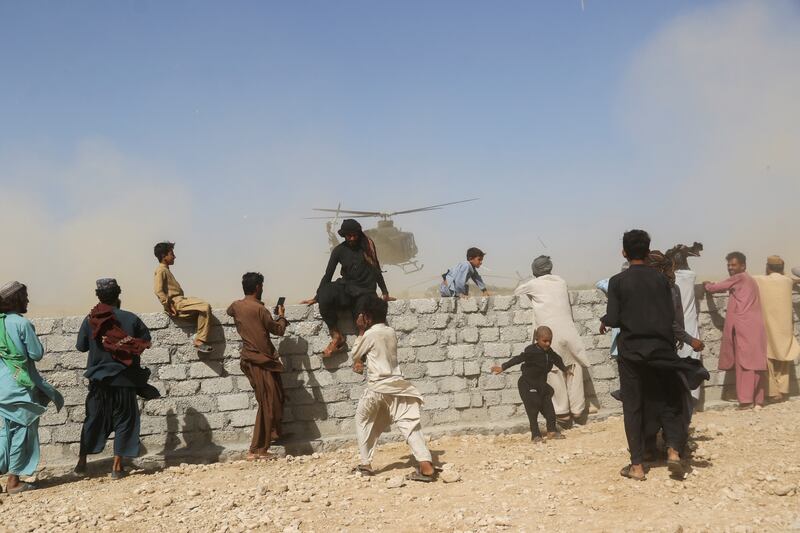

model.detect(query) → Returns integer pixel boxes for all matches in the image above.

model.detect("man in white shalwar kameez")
[666,243,705,401]
[351,295,435,481]
[514,256,588,427]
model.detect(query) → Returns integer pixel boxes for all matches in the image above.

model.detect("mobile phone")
[274,297,286,315]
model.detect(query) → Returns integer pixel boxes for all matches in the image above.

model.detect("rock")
[773,484,796,496]
[441,470,462,483]
[386,476,406,489]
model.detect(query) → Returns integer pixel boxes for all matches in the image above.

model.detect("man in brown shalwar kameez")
[227,272,288,460]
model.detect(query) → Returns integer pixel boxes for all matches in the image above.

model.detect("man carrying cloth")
[153,242,213,353]
[75,278,158,478]
[514,255,589,428]
[753,255,800,403]
[704,252,768,409]
[227,272,288,460]
[351,295,435,482]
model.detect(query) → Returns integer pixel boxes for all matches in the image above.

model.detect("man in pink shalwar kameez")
[704,251,768,408]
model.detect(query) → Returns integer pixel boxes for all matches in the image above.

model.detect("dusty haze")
[1,0,798,317]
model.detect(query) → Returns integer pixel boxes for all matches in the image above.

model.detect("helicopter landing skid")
[398,261,424,274]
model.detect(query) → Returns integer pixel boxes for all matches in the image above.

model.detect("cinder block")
[492,296,514,311]
[200,377,235,394]
[479,374,506,390]
[159,365,188,380]
[228,409,258,427]
[479,328,500,342]
[401,363,426,379]
[500,326,528,342]
[217,393,251,412]
[138,313,169,330]
[169,380,200,396]
[390,315,419,332]
[423,395,450,410]
[409,299,438,314]
[463,361,481,376]
[426,361,453,377]
[417,346,447,362]
[458,327,479,344]
[447,345,475,359]
[438,376,468,393]
[427,314,451,329]
[453,392,471,409]
[482,343,511,358]
[30,318,59,334]
[144,347,171,364]
[409,331,439,347]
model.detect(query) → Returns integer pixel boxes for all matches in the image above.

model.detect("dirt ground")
[1,400,799,533]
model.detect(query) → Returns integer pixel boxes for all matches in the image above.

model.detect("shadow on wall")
[159,407,225,466]
[275,310,358,454]
[170,314,228,376]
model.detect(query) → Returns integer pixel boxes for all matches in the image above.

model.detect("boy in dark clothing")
[491,326,568,442]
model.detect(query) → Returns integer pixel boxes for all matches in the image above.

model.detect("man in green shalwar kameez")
[0,282,63,494]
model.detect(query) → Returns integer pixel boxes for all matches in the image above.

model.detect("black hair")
[725,251,746,265]
[96,286,122,306]
[0,284,28,314]
[154,242,175,262]
[466,247,485,260]
[362,294,388,324]
[622,229,650,260]
[242,272,264,295]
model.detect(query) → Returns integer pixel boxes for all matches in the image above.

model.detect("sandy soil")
[1,400,799,533]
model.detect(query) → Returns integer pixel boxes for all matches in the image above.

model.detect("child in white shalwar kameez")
[351,296,436,482]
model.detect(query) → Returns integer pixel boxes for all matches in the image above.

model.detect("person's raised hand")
[381,294,396,302]
[300,297,317,306]
[353,360,364,374]
[691,338,705,352]
[276,305,286,318]
[490,365,503,375]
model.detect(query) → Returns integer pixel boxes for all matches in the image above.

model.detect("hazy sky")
[1,0,798,316]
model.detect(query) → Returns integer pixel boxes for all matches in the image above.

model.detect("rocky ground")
[1,400,799,533]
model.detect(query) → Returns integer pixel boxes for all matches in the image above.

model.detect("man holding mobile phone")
[226,272,288,460]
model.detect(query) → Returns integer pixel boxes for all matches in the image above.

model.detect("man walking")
[227,272,288,460]
[753,256,800,403]
[600,230,686,481]
[75,278,158,478]
[704,252,768,408]
[514,255,589,427]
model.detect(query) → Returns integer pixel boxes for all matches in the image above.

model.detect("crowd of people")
[0,220,798,493]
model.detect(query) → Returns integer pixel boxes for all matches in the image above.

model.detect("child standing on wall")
[492,326,569,443]
[440,247,490,298]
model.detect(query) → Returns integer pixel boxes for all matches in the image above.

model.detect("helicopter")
[308,199,478,274]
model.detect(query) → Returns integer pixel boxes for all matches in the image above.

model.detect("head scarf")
[337,219,380,268]
[647,250,675,282]
[0,281,24,300]
[531,255,553,277]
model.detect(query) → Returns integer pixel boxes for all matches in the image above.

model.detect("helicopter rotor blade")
[387,198,479,217]
[304,215,378,220]
[312,208,383,217]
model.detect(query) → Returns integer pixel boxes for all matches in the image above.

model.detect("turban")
[767,255,784,267]
[531,255,553,277]
[96,278,120,291]
[0,281,25,300]
[337,219,363,237]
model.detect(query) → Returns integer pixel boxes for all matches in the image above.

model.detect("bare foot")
[419,461,435,477]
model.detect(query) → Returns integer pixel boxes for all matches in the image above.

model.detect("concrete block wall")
[29,290,800,466]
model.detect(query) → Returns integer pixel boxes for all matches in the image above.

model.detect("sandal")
[110,469,128,480]
[619,465,646,481]
[352,465,374,477]
[406,470,436,483]
[667,459,685,477]
[7,482,36,494]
